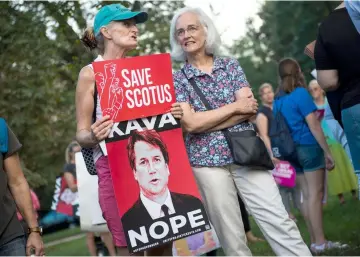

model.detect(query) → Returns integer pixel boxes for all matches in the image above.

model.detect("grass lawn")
[43,227,82,244]
[45,193,360,256]
[46,237,89,256]
[248,193,360,256]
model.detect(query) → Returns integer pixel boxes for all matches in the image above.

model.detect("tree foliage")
[231,1,339,98]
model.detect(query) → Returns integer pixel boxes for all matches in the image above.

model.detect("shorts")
[95,156,127,247]
[289,161,303,174]
[296,144,325,172]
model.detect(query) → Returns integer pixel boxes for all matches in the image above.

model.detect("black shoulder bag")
[80,84,99,175]
[182,70,274,170]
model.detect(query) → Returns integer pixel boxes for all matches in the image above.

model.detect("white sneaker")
[311,241,348,253]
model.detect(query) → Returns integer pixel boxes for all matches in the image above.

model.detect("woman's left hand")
[170,102,184,119]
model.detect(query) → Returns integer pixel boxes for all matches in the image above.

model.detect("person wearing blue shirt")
[345,0,360,33]
[274,58,346,254]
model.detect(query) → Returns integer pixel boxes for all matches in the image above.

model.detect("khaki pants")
[192,165,311,256]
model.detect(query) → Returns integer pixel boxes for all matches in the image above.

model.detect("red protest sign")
[92,53,175,122]
[105,115,211,254]
[56,176,79,217]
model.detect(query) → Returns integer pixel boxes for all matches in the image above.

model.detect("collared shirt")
[173,56,254,167]
[140,189,175,219]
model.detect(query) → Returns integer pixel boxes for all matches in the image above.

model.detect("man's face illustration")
[133,141,169,197]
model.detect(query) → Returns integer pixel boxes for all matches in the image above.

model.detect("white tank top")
[87,55,104,163]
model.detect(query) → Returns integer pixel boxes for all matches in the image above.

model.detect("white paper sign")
[75,152,109,232]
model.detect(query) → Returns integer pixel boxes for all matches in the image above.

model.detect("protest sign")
[94,53,211,253]
[272,161,296,188]
[75,152,110,232]
[92,53,175,122]
[105,115,211,253]
[172,228,220,256]
[54,175,79,217]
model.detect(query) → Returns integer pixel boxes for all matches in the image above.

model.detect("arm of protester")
[296,88,332,155]
[179,99,257,134]
[317,70,339,92]
[63,171,77,193]
[256,113,272,155]
[5,153,38,229]
[256,113,280,164]
[206,113,254,132]
[178,102,238,133]
[76,66,98,148]
[6,153,44,256]
[76,66,113,148]
[306,113,332,155]
[4,124,44,256]
[207,85,258,131]
[314,30,339,92]
[173,74,250,133]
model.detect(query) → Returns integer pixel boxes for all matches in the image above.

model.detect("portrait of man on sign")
[122,129,205,223]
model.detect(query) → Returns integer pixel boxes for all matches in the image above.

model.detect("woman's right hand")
[271,157,281,166]
[234,97,258,114]
[90,115,114,142]
[325,152,335,171]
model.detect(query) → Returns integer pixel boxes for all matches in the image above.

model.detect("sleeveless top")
[257,105,273,134]
[86,55,104,163]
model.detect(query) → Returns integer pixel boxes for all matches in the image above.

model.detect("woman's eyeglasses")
[176,25,200,38]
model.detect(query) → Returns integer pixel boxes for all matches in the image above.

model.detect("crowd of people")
[1,1,360,256]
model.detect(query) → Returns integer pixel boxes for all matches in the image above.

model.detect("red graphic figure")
[95,63,124,120]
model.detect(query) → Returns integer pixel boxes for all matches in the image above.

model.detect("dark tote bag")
[182,70,274,170]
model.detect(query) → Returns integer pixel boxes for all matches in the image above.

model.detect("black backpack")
[269,101,297,161]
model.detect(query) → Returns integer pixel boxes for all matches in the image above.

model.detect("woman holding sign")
[170,7,311,256]
[76,4,183,256]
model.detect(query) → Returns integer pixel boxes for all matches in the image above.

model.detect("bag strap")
[181,69,233,144]
[93,82,98,123]
[0,118,8,154]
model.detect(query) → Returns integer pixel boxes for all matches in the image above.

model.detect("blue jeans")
[342,103,360,172]
[0,236,26,256]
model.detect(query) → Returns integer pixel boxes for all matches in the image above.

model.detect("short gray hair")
[169,7,222,62]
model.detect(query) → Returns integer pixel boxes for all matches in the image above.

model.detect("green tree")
[231,1,339,97]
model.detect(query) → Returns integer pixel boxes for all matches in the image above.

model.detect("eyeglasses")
[175,25,200,38]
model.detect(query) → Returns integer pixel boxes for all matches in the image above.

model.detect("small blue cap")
[94,4,148,36]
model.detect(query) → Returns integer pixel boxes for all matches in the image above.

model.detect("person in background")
[315,2,360,193]
[64,141,116,256]
[274,58,347,253]
[0,119,44,256]
[308,80,357,204]
[345,0,360,33]
[170,7,311,256]
[256,83,301,222]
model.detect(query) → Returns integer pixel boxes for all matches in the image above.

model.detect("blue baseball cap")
[94,4,148,36]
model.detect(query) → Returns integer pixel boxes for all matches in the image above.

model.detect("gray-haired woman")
[170,7,312,256]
